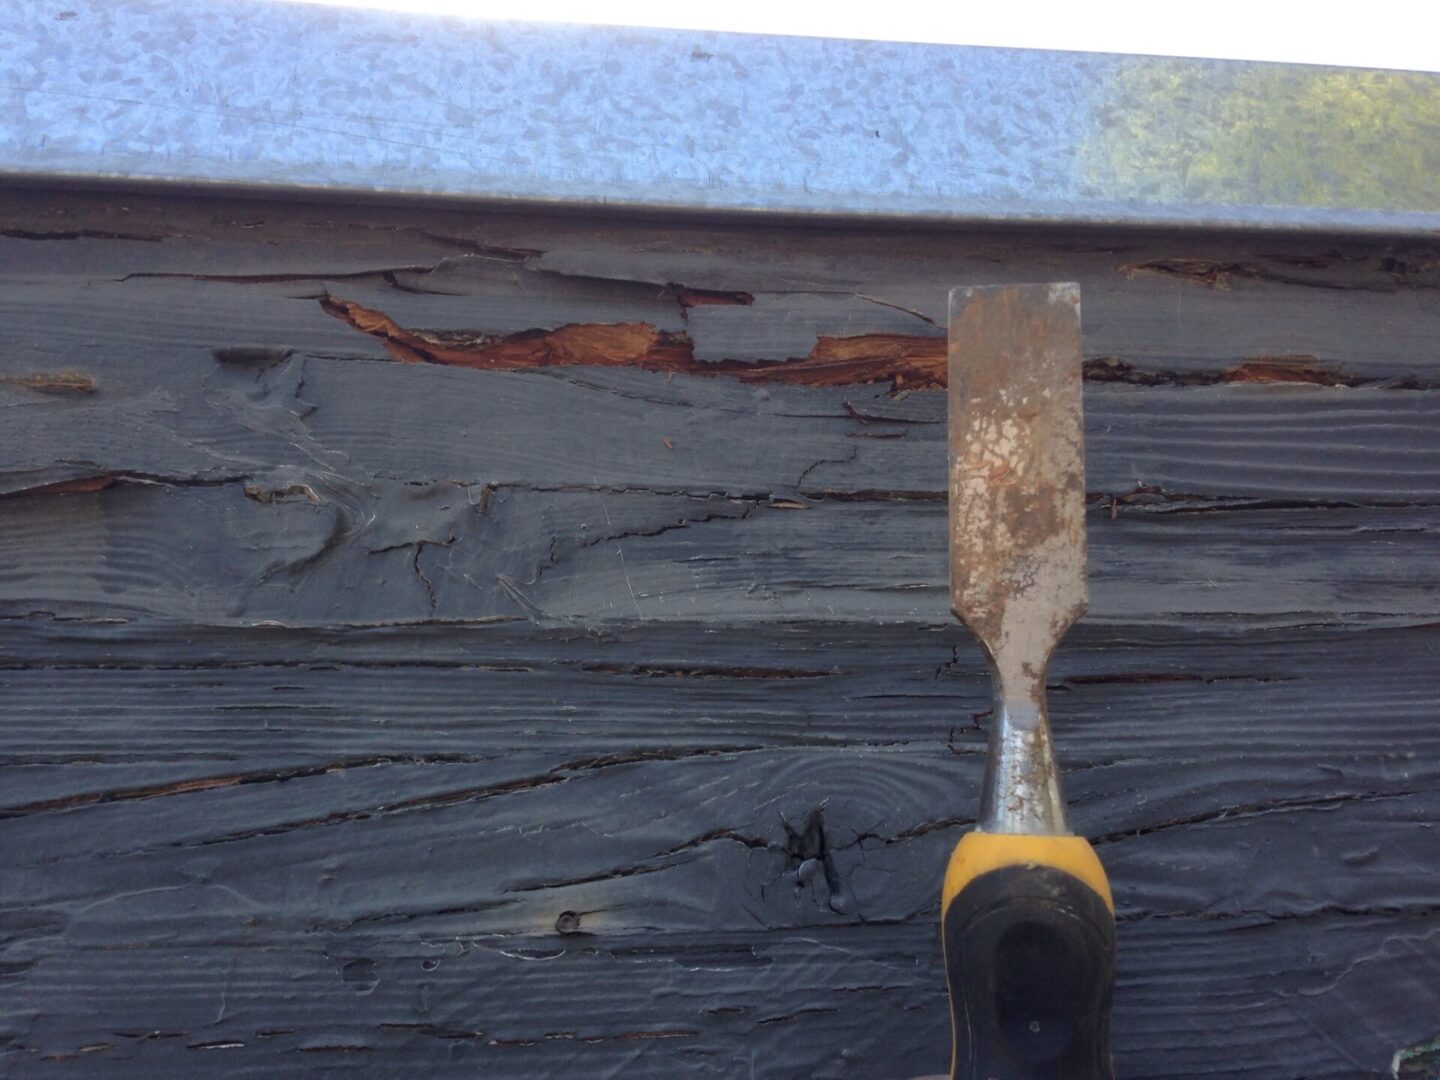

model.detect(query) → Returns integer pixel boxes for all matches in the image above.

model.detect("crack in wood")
[0,471,247,500]
[1117,903,1440,926]
[574,662,832,680]
[0,228,168,242]
[1123,251,1440,292]
[1083,355,1432,389]
[1090,788,1420,846]
[0,754,496,818]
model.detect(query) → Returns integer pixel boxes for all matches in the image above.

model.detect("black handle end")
[943,839,1115,1080]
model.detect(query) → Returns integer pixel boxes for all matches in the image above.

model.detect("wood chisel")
[941,283,1116,1080]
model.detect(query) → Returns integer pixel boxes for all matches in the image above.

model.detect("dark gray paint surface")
[0,192,1437,1078]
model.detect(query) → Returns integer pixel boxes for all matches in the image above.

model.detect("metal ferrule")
[977,670,1070,837]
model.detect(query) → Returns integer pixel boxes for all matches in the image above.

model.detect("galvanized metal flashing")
[3,0,1438,234]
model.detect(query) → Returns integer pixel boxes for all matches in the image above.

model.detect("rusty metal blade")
[948,282,1087,834]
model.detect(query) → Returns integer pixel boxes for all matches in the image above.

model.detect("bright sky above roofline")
[276,0,1440,73]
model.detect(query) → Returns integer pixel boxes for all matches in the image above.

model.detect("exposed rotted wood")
[3,199,1439,384]
[0,189,1438,1078]
[0,370,98,393]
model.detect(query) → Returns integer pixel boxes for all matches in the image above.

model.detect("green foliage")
[1081,62,1440,211]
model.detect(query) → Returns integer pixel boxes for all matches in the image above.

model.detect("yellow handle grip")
[942,832,1113,914]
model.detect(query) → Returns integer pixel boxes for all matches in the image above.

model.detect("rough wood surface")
[1,192,1437,1078]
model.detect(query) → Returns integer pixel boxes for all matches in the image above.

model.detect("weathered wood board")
[1,191,1437,1078]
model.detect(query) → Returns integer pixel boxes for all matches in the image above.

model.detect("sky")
[277,0,1440,73]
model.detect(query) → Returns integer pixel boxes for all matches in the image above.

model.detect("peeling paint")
[320,294,946,388]
[320,296,1427,392]
[1393,1035,1440,1079]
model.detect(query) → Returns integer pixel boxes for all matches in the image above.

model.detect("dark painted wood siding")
[1,191,1437,1078]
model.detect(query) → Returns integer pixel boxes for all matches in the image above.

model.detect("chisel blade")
[949,282,1087,668]
[949,282,1087,835]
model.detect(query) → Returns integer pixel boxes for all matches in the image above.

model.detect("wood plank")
[3,918,1436,1077]
[2,623,1433,932]
[2,481,1436,628]
[2,191,1438,381]
[2,619,1435,1074]
[4,349,1438,501]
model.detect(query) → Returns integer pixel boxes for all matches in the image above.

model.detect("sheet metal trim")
[3,1,1438,235]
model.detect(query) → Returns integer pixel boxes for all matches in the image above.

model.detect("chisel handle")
[942,833,1116,1080]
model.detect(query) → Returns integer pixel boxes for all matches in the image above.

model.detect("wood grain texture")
[2,482,1437,628]
[1,190,1437,1078]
